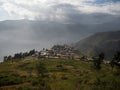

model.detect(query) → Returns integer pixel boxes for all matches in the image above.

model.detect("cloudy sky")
[0,0,120,21]
[0,0,120,61]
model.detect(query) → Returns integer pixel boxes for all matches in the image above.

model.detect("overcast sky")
[0,0,120,61]
[0,0,120,21]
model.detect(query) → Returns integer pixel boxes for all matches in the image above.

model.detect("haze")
[0,0,120,61]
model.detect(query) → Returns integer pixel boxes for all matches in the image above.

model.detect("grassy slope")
[0,57,120,90]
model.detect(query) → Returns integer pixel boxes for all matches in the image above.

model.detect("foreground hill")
[0,57,120,90]
[74,31,120,57]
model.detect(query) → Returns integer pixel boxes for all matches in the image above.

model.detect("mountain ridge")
[74,31,120,58]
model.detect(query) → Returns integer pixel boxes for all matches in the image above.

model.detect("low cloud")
[0,0,120,21]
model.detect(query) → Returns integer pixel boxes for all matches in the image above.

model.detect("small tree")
[29,49,35,56]
[98,52,105,61]
[3,56,7,62]
[36,61,47,77]
[110,51,120,70]
[36,61,51,90]
[113,51,120,63]
[110,59,114,70]
[93,52,105,70]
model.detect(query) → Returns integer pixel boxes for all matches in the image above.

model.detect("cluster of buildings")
[32,45,81,60]
[31,44,111,64]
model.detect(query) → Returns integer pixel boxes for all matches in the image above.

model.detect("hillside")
[74,31,120,57]
[0,57,120,90]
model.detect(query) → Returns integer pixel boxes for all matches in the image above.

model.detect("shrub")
[56,65,63,68]
[36,61,47,77]
[31,78,40,86]
[0,76,22,86]
[61,76,68,80]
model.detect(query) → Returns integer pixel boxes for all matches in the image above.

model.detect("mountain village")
[32,45,81,60]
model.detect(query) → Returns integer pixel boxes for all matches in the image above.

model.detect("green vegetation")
[3,49,36,62]
[93,52,105,70]
[0,57,120,90]
[36,61,47,77]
